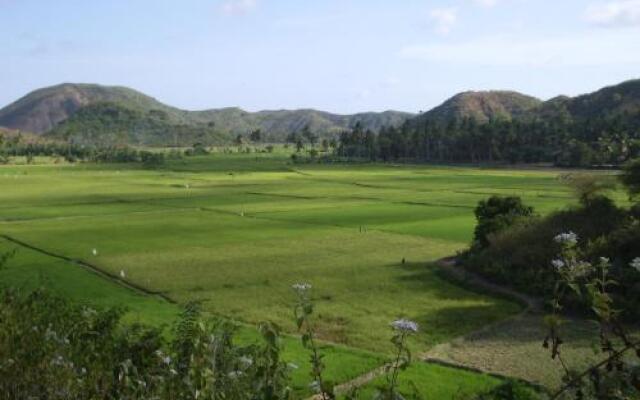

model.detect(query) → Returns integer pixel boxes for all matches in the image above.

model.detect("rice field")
[0,151,589,397]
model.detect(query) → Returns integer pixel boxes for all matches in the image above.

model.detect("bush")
[473,196,534,249]
[471,381,543,400]
[0,290,292,400]
[463,193,640,318]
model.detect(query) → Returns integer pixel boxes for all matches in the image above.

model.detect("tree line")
[335,111,640,167]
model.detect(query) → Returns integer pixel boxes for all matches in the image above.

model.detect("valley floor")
[1,152,622,397]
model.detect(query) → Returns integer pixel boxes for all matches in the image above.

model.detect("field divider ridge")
[0,234,176,304]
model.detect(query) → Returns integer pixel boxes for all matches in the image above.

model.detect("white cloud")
[398,31,640,67]
[584,0,640,27]
[220,0,258,16]
[473,0,499,7]
[429,7,458,34]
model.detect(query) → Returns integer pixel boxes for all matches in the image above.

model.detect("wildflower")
[292,282,312,292]
[599,257,610,265]
[554,231,578,245]
[92,248,98,256]
[239,356,253,366]
[551,259,565,271]
[309,380,321,393]
[571,261,593,278]
[162,356,171,365]
[287,362,299,370]
[120,270,126,278]
[391,319,419,333]
[228,370,243,379]
[631,257,640,273]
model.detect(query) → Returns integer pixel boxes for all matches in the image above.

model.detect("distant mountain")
[0,83,413,145]
[409,79,640,127]
[0,84,184,134]
[532,79,640,122]
[415,91,542,124]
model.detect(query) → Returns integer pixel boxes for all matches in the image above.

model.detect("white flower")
[162,356,171,365]
[599,257,610,266]
[391,319,419,333]
[554,231,578,245]
[292,283,312,292]
[120,270,126,278]
[228,370,243,379]
[551,259,565,271]
[239,356,253,366]
[630,257,640,273]
[309,380,321,393]
[287,362,299,370]
[92,248,98,256]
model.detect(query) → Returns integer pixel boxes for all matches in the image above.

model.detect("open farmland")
[0,151,590,396]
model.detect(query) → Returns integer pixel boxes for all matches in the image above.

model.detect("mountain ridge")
[1,79,639,146]
[0,83,413,144]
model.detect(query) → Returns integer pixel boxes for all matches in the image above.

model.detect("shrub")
[0,290,292,400]
[473,196,535,249]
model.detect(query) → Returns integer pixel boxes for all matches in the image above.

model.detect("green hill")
[0,83,413,145]
[416,91,542,124]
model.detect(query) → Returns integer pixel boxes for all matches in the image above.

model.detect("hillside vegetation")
[0,83,412,145]
[338,79,640,166]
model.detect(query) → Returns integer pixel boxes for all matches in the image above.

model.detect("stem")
[305,319,328,400]
[551,339,640,400]
[389,332,406,394]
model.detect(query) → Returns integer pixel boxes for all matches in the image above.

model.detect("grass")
[0,152,602,397]
[353,362,505,399]
[0,238,383,396]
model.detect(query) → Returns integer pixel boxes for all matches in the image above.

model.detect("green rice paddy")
[0,151,589,397]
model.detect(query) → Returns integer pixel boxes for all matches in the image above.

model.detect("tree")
[473,196,534,248]
[561,173,616,206]
[234,134,245,146]
[249,129,262,143]
[301,124,318,147]
[620,158,640,199]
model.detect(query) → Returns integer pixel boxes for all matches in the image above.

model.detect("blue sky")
[1,0,639,113]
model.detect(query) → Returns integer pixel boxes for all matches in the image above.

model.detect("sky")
[1,0,639,114]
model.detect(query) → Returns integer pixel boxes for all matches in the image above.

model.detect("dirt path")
[434,257,542,312]
[421,257,548,383]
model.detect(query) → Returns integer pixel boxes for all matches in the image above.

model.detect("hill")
[416,91,542,124]
[0,83,413,145]
[532,79,640,122]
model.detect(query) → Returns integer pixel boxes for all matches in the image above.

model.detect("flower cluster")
[554,231,578,245]
[391,319,419,333]
[291,283,312,292]
[631,257,640,273]
[551,259,565,271]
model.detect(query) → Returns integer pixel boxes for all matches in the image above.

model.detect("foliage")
[619,158,640,199]
[543,236,640,399]
[469,381,544,400]
[333,80,640,166]
[0,289,293,400]
[463,179,639,318]
[292,283,334,399]
[473,196,535,249]
[559,174,616,207]
[0,133,170,166]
